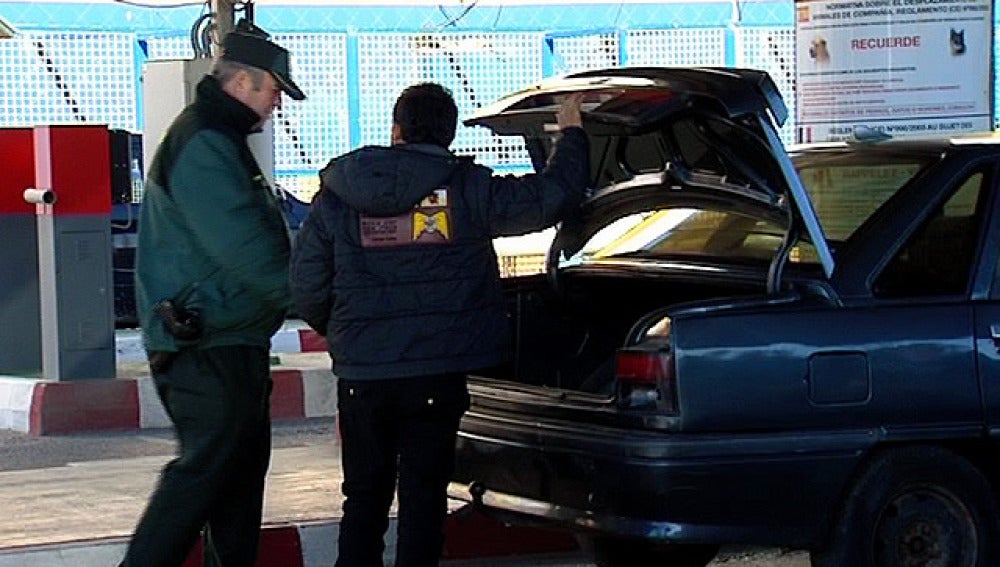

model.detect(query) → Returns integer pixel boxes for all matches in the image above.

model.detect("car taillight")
[615,349,677,413]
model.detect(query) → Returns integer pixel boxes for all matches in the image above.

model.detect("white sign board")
[795,0,993,142]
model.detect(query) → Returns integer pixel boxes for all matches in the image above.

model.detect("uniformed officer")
[120,21,304,567]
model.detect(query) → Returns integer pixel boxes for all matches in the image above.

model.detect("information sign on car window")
[794,0,993,142]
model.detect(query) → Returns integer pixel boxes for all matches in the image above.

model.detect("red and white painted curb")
[0,510,579,567]
[0,324,334,435]
[268,327,328,356]
[0,366,336,436]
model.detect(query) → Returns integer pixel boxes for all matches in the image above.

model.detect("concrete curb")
[0,511,579,567]
[0,368,337,435]
[0,324,336,435]
[0,366,337,435]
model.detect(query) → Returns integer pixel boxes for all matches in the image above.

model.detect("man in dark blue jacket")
[290,83,589,567]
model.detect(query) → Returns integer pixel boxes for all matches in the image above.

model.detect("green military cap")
[221,25,305,101]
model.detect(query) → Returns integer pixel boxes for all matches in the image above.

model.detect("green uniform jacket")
[136,75,291,352]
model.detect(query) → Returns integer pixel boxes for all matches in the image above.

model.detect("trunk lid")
[465,66,834,277]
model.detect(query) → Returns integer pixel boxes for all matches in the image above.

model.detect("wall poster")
[795,0,994,142]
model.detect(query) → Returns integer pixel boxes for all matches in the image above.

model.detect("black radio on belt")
[153,299,203,341]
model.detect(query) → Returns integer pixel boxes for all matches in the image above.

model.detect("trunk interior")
[474,269,764,395]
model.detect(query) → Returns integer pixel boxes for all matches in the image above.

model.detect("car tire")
[578,534,719,567]
[810,445,1000,567]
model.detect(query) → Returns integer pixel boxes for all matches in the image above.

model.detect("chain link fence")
[0,1,996,205]
[0,32,137,130]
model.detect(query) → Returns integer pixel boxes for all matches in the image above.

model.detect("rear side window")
[575,155,929,265]
[798,161,924,242]
[873,171,986,298]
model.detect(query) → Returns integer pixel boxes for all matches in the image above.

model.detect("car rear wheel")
[811,446,1000,567]
[578,534,719,567]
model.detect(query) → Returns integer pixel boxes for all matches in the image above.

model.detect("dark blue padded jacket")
[290,127,589,380]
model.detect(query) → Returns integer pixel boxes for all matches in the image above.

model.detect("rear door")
[971,158,1000,435]
[678,152,992,436]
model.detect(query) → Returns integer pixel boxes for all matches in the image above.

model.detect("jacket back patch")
[359,187,452,247]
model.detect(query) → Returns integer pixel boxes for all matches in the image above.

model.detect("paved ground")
[0,420,812,565]
[446,548,810,567]
[0,331,814,566]
[712,548,809,566]
[0,420,341,548]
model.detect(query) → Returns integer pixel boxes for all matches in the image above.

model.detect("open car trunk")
[473,267,765,395]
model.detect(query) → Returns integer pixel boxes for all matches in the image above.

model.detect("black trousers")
[335,373,470,567]
[121,345,273,567]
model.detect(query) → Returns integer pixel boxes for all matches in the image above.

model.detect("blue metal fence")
[0,1,995,200]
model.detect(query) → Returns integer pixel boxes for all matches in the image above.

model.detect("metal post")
[31,130,61,381]
[211,0,237,52]
[207,0,275,193]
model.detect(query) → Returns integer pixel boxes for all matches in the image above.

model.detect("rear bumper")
[450,411,871,547]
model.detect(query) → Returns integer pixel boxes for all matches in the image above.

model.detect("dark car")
[448,67,1000,567]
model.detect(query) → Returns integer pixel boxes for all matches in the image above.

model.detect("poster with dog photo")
[794,0,993,142]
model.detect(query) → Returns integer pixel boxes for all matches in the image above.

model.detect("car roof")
[789,131,1000,156]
